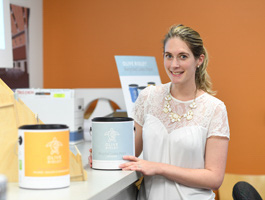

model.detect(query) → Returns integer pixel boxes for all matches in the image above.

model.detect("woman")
[119,24,230,199]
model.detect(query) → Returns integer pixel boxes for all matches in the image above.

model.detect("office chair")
[232,181,263,200]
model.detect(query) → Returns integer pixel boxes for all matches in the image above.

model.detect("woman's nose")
[171,58,179,67]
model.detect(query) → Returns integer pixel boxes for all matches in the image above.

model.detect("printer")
[15,89,84,144]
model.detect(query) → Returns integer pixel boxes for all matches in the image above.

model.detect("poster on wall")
[115,55,161,117]
[0,4,30,89]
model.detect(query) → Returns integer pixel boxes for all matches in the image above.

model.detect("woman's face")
[163,37,203,88]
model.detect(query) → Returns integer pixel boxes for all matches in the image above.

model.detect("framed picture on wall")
[0,4,30,89]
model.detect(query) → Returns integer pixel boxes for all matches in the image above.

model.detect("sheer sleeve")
[207,102,230,139]
[131,86,151,126]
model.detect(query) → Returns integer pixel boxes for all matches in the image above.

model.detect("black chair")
[232,181,263,200]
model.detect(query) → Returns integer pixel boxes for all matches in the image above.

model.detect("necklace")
[163,92,197,123]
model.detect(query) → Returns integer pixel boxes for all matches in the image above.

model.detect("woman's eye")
[179,55,187,59]
[165,54,173,59]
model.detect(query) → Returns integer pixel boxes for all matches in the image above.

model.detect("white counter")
[7,141,141,200]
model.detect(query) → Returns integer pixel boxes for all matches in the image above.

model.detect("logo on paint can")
[46,137,63,164]
[104,128,119,150]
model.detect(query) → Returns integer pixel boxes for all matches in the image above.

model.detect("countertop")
[7,141,141,200]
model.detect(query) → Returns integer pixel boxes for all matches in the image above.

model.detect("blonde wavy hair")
[163,24,216,95]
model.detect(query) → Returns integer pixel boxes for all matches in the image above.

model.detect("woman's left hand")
[119,155,160,176]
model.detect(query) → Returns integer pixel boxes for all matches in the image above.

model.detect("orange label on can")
[24,131,69,177]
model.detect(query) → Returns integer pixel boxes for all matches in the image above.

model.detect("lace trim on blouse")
[132,83,230,139]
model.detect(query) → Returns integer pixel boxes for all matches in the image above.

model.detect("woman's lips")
[172,71,184,75]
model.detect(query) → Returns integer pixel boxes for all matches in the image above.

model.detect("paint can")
[0,175,7,200]
[92,117,135,170]
[18,124,70,189]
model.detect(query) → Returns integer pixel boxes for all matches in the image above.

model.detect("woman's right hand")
[88,148,92,168]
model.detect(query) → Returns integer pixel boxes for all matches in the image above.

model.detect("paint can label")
[24,131,69,177]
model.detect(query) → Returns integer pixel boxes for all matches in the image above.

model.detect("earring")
[197,65,200,68]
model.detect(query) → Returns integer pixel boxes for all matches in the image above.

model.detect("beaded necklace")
[163,90,197,123]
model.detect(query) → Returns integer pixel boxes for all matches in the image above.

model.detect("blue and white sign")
[115,55,161,117]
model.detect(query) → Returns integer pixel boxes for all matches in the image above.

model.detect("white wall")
[10,0,43,88]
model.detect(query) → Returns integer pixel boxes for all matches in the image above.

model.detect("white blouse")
[132,83,230,200]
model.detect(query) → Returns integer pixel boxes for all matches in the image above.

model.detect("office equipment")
[218,173,265,200]
[15,89,84,144]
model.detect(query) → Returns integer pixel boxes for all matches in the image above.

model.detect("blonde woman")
[119,24,230,200]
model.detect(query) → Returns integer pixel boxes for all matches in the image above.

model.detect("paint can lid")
[92,117,133,122]
[19,124,69,130]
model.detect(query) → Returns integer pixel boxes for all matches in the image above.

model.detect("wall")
[43,0,265,174]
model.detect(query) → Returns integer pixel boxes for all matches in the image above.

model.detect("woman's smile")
[171,71,184,76]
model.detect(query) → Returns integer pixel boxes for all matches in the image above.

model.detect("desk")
[7,142,141,200]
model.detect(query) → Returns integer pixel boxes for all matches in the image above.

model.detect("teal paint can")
[92,117,135,169]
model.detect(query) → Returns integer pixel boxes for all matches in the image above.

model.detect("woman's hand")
[88,148,92,168]
[119,155,161,176]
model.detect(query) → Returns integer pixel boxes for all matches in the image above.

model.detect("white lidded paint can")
[92,117,135,170]
[18,124,70,189]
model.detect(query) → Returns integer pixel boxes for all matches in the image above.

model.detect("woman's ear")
[197,54,205,66]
